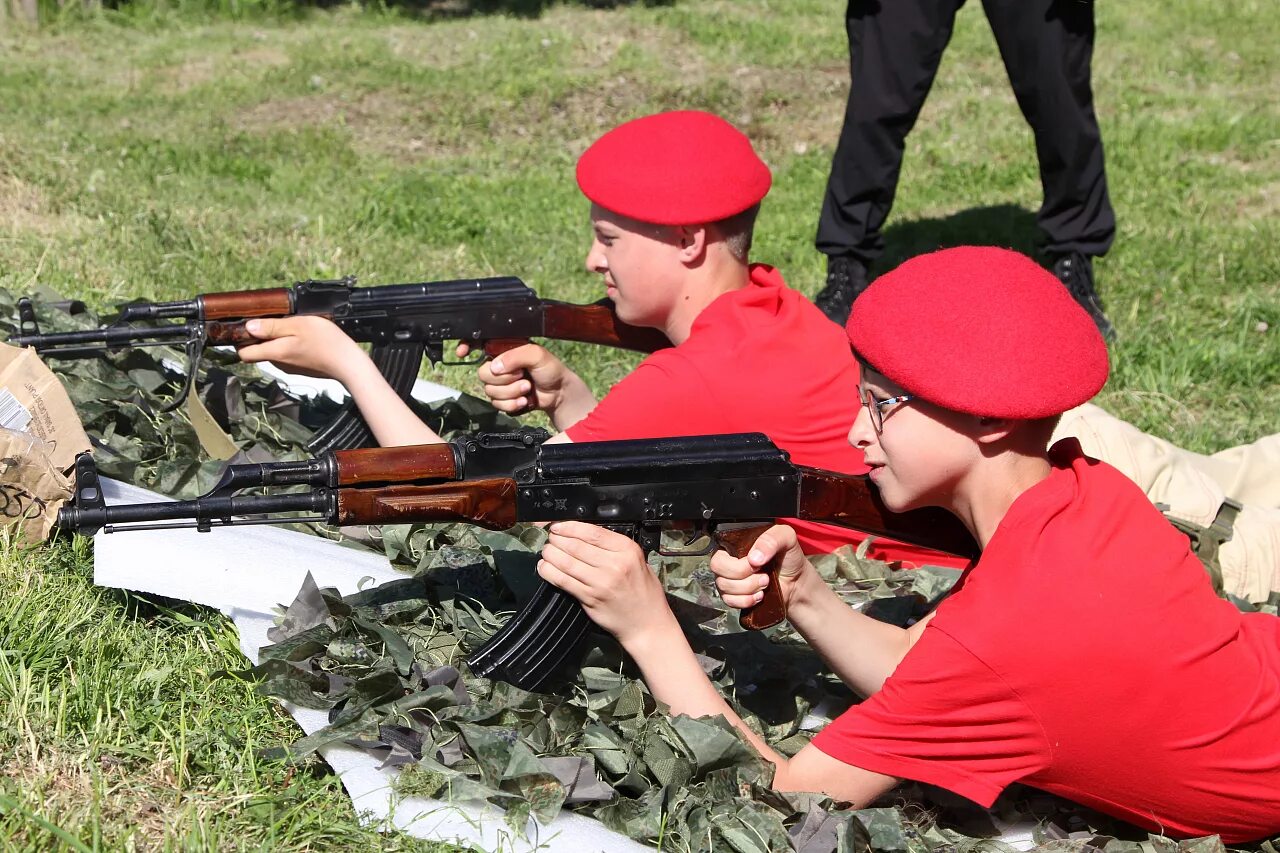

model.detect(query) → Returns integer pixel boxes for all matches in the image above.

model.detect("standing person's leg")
[814,0,961,324]
[982,0,1116,338]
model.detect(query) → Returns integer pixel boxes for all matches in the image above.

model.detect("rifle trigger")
[655,523,715,558]
[656,540,716,558]
[439,353,485,367]
[422,341,445,365]
[439,341,486,366]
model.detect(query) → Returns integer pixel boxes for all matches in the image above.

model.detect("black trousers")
[816,0,1116,264]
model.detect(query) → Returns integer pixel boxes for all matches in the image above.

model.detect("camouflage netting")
[3,290,1275,853]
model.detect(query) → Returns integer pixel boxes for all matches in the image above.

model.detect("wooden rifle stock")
[481,303,669,360]
[479,301,670,415]
[539,301,671,353]
[797,469,979,559]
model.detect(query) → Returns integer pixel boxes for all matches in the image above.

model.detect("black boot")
[1051,252,1116,341]
[814,255,869,325]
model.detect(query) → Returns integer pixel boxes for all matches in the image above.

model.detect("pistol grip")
[481,339,537,415]
[714,522,787,631]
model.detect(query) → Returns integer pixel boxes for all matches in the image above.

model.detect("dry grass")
[157,44,290,93]
[1,752,176,845]
[0,174,89,239]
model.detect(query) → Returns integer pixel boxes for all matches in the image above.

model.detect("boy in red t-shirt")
[235,110,948,561]
[535,246,1280,842]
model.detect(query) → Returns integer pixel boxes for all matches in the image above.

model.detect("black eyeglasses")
[860,388,914,432]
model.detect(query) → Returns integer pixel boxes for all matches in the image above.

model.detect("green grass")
[0,533,459,849]
[1,0,1277,847]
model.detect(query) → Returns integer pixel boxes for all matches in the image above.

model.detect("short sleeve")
[564,351,720,442]
[811,626,1051,806]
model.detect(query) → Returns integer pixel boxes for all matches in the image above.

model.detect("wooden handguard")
[715,521,788,630]
[333,479,518,528]
[331,443,458,486]
[541,302,671,353]
[201,288,293,320]
[205,321,259,346]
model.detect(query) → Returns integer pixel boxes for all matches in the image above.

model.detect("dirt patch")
[565,13,708,77]
[384,23,491,72]
[720,63,848,158]
[159,46,290,95]
[232,61,852,166]
[1234,179,1280,221]
[222,9,910,166]
[234,90,453,159]
[237,93,347,134]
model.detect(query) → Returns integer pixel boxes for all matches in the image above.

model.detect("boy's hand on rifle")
[711,524,811,613]
[477,343,594,424]
[238,316,367,383]
[539,521,671,643]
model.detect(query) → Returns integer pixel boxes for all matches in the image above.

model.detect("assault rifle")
[57,432,978,690]
[8,276,670,452]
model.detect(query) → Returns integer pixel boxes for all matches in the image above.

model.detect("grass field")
[1,0,1277,848]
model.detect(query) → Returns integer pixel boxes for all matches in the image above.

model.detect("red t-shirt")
[565,264,966,565]
[812,439,1280,842]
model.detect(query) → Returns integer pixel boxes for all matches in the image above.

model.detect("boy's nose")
[585,241,607,274]
[848,404,875,448]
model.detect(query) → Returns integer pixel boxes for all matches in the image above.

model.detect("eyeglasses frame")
[860,388,914,432]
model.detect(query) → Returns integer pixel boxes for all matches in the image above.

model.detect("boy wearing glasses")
[536,246,1280,841]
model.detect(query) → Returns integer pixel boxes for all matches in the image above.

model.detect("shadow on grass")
[303,0,672,17]
[877,203,1041,275]
[91,0,672,22]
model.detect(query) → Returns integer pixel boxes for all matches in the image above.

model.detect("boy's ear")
[674,225,707,264]
[972,415,1017,445]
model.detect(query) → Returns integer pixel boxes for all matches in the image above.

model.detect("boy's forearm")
[621,613,901,808]
[785,565,912,697]
[621,612,787,767]
[343,357,446,447]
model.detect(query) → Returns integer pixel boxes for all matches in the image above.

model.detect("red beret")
[576,111,771,225]
[847,246,1109,419]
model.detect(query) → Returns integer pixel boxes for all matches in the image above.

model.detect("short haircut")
[1024,414,1063,444]
[710,203,761,263]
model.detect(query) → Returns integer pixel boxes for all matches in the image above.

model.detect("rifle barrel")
[9,322,196,352]
[58,490,333,535]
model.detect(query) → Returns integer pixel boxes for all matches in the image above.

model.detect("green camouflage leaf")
[229,659,336,710]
